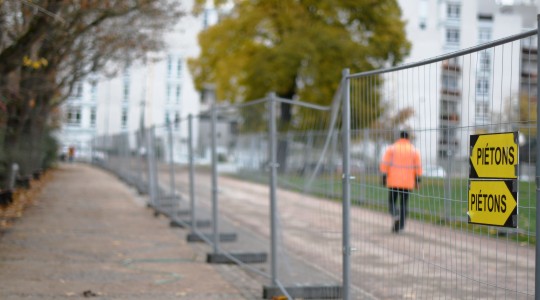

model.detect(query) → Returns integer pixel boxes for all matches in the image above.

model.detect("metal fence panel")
[346,31,537,299]
[90,28,540,300]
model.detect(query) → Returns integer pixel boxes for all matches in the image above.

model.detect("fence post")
[444,174,451,221]
[211,100,219,254]
[268,92,278,287]
[8,163,19,190]
[122,133,130,182]
[152,127,161,207]
[137,129,145,194]
[167,121,177,210]
[188,114,197,230]
[331,130,338,197]
[146,126,157,207]
[535,14,540,299]
[341,68,351,300]
[305,130,313,174]
[145,128,153,205]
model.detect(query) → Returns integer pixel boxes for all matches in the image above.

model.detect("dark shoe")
[392,219,400,233]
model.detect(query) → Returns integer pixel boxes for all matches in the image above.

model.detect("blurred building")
[395,0,538,167]
[57,0,219,161]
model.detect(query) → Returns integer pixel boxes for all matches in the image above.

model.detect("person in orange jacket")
[380,130,422,233]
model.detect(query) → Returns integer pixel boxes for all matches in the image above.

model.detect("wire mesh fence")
[345,30,537,299]
[90,28,540,299]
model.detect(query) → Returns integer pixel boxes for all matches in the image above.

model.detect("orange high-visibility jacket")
[379,138,422,190]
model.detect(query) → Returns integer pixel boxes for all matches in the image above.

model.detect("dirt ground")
[3,161,534,299]
[0,163,261,300]
[171,168,536,299]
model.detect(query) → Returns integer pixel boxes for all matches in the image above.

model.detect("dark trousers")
[389,188,410,230]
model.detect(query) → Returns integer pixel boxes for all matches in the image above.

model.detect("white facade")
[394,0,538,167]
[58,0,539,167]
[58,0,216,160]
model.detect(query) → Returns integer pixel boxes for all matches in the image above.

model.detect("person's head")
[400,130,409,139]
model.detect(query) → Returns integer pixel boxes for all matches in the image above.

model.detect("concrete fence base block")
[263,285,342,299]
[155,203,178,210]
[147,204,169,218]
[135,183,148,195]
[206,252,267,264]
[0,190,13,207]
[186,232,237,243]
[176,210,191,216]
[32,170,42,180]
[15,177,31,189]
[169,219,211,228]
[158,195,181,202]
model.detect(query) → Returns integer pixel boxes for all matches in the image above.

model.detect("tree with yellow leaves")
[189,0,410,171]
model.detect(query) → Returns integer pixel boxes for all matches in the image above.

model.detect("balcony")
[438,140,459,158]
[440,113,460,123]
[441,61,461,72]
[441,61,461,73]
[521,72,537,85]
[522,47,538,55]
[521,70,537,78]
[441,88,461,97]
[520,84,538,96]
[438,139,459,146]
[474,116,490,126]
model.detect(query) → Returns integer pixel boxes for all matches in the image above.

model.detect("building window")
[441,126,457,141]
[438,149,450,159]
[75,84,83,98]
[446,28,460,44]
[441,100,458,115]
[90,108,96,127]
[477,78,489,95]
[123,76,130,103]
[176,85,181,103]
[479,52,491,71]
[478,28,491,44]
[90,82,97,101]
[447,3,460,19]
[419,19,426,30]
[177,58,183,78]
[419,0,427,30]
[478,14,493,21]
[476,102,489,117]
[167,84,172,103]
[174,112,180,129]
[121,108,128,129]
[443,57,460,69]
[442,74,459,92]
[167,55,173,78]
[66,107,81,126]
[203,9,210,29]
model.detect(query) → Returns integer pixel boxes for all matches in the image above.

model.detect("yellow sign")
[469,132,518,179]
[468,180,517,228]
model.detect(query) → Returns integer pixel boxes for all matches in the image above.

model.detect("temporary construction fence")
[342,27,539,299]
[91,27,540,299]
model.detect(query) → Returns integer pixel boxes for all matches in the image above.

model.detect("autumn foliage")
[0,0,183,188]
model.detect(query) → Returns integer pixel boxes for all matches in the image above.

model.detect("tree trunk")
[276,91,294,174]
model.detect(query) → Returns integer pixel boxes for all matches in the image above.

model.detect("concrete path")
[0,163,259,300]
[172,169,535,299]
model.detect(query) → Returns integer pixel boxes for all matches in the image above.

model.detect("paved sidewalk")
[0,163,256,300]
